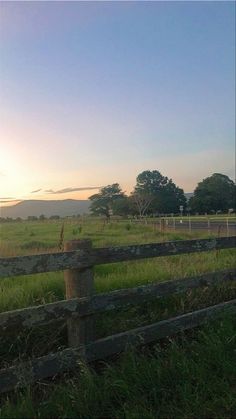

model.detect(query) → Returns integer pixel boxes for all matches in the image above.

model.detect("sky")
[0,1,235,205]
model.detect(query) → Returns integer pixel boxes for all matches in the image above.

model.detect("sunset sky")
[0,1,235,205]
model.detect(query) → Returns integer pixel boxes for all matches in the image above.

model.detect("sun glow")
[0,148,17,177]
[0,147,30,201]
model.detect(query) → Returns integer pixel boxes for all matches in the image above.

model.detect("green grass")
[2,218,232,314]
[1,249,235,313]
[0,219,235,417]
[0,316,235,418]
[0,217,222,256]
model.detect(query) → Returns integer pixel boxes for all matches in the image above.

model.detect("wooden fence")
[0,236,235,393]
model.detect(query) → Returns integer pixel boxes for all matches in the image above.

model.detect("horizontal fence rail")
[0,236,235,394]
[1,299,235,393]
[0,236,235,279]
[0,269,235,334]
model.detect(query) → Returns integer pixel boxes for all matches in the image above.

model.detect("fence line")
[107,217,236,235]
[0,269,235,335]
[0,236,235,393]
[0,236,235,279]
[1,299,235,394]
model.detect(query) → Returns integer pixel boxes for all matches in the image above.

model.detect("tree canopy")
[89,184,125,218]
[189,173,235,213]
[134,170,186,214]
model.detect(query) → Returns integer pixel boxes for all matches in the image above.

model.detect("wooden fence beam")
[0,299,235,394]
[0,250,92,278]
[92,236,236,265]
[0,237,235,279]
[0,269,235,334]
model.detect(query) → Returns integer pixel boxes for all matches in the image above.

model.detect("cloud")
[0,199,21,203]
[44,186,101,194]
[0,197,15,200]
[30,189,42,193]
[0,172,5,176]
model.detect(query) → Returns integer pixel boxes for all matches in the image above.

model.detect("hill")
[0,199,90,219]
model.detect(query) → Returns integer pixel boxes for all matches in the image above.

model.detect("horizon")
[1,2,235,205]
[1,190,195,209]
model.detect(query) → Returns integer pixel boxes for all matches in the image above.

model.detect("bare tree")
[131,192,153,217]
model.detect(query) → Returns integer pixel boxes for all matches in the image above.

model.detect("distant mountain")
[0,199,90,219]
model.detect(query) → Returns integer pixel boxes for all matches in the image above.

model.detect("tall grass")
[0,316,235,418]
[0,218,218,257]
[0,219,235,417]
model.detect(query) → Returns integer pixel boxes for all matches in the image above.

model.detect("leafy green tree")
[189,173,236,213]
[27,216,38,221]
[89,184,125,218]
[134,170,186,214]
[112,195,132,216]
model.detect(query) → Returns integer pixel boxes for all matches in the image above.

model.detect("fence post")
[64,239,94,347]
[173,217,176,230]
[160,218,165,233]
[208,218,211,235]
[188,216,192,233]
[226,218,229,237]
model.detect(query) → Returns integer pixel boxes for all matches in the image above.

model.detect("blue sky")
[0,1,235,203]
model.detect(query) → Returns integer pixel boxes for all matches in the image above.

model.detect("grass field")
[0,218,235,418]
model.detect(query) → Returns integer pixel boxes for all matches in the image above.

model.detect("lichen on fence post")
[64,239,94,347]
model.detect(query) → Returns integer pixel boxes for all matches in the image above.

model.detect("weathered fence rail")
[1,268,235,334]
[1,300,236,394]
[0,236,235,393]
[0,237,235,278]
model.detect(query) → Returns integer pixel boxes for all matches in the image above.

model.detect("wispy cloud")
[30,189,42,193]
[0,172,5,176]
[0,197,15,200]
[44,186,101,194]
[0,199,21,203]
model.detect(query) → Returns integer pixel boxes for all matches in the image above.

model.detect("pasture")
[0,218,236,418]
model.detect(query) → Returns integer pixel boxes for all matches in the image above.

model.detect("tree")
[89,183,125,219]
[189,173,236,214]
[130,192,153,217]
[112,195,132,217]
[27,216,38,221]
[134,170,186,214]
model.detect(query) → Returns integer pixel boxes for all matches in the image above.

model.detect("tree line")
[89,170,235,218]
[0,171,234,222]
